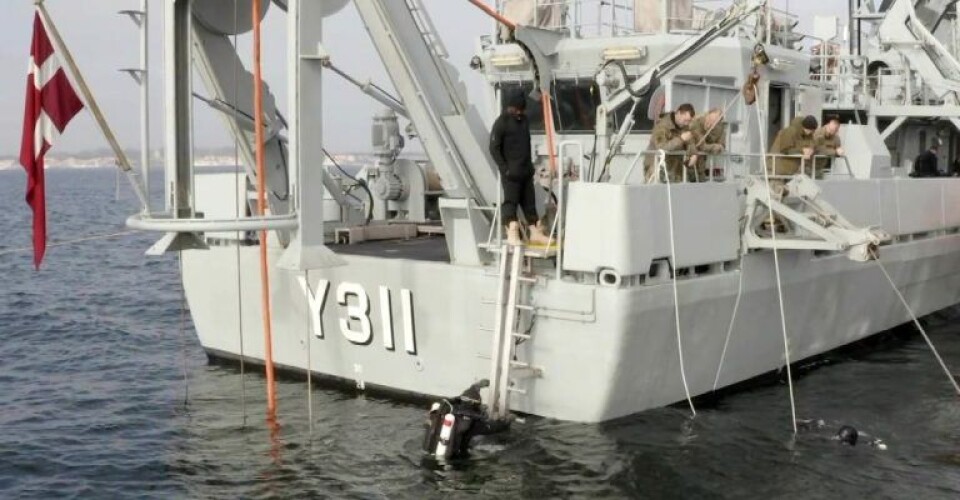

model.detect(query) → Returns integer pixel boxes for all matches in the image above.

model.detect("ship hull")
[182,224,960,423]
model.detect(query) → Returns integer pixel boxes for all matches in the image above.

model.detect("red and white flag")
[20,12,85,270]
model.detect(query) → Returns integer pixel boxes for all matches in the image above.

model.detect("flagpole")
[35,1,150,213]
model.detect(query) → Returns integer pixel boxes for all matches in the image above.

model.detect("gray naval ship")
[126,0,960,422]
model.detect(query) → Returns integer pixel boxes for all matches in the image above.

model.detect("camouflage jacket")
[689,115,726,154]
[813,127,841,156]
[644,112,693,176]
[769,117,816,175]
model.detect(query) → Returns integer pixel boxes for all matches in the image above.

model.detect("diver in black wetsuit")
[422,380,511,460]
[796,419,887,449]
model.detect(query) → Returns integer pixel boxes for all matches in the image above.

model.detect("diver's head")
[837,425,859,446]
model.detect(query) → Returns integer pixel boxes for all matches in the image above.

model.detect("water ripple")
[2,170,960,498]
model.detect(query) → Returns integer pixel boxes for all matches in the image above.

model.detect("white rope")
[693,91,743,150]
[177,252,191,406]
[231,1,247,423]
[713,252,746,390]
[114,169,122,202]
[872,250,960,396]
[753,94,798,434]
[305,270,314,433]
[659,150,697,417]
[0,229,140,256]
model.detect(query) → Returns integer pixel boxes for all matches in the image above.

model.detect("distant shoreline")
[0,152,389,172]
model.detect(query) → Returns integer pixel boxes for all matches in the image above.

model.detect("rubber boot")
[506,221,522,246]
[527,222,551,246]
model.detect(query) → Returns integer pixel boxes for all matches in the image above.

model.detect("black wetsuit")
[913,149,939,177]
[489,112,538,225]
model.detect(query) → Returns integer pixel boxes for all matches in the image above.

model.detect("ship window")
[498,81,549,131]
[611,85,657,133]
[498,80,655,134]
[552,80,601,132]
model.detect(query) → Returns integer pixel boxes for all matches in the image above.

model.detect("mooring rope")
[0,229,140,257]
[231,0,247,424]
[753,91,798,434]
[177,252,191,406]
[871,249,960,396]
[713,252,746,391]
[304,270,314,433]
[658,151,697,418]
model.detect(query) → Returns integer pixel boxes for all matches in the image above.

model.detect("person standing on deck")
[813,114,844,178]
[644,103,698,182]
[489,90,551,246]
[763,115,817,233]
[769,115,818,181]
[912,141,941,178]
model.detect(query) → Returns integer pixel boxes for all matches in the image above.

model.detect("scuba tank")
[421,380,509,460]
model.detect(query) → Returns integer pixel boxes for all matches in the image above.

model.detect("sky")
[0,0,845,156]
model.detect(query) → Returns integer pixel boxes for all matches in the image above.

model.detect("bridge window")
[498,80,655,134]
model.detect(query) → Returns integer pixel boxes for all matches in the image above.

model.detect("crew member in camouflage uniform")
[769,115,818,179]
[813,114,844,178]
[762,115,817,233]
[689,108,727,181]
[644,103,697,182]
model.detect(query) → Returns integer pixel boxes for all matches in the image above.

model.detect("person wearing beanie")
[770,115,818,179]
[763,115,818,233]
[912,140,941,178]
[488,90,550,246]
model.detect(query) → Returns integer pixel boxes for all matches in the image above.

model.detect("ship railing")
[614,150,854,185]
[126,213,298,233]
[495,0,634,38]
[810,53,870,110]
[660,1,746,35]
[757,5,801,48]
[492,1,778,40]
[864,66,955,108]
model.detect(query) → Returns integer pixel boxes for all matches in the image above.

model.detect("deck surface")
[329,236,450,262]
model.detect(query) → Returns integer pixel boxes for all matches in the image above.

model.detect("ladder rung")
[515,276,537,284]
[512,333,531,340]
[515,304,535,311]
[507,387,527,394]
[510,360,530,368]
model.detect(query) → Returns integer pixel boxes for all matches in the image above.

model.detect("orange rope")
[464,2,554,175]
[466,0,516,30]
[251,0,277,417]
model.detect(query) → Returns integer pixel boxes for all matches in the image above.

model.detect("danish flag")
[20,12,85,270]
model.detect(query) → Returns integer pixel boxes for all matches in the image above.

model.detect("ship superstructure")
[123,0,960,422]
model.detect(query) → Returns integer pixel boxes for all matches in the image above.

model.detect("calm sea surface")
[1,168,960,499]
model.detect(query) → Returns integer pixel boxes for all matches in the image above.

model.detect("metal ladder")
[487,244,541,420]
[404,0,449,59]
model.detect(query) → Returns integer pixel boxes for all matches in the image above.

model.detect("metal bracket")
[513,26,564,93]
[742,175,891,261]
[118,9,145,27]
[119,68,145,85]
[146,232,208,256]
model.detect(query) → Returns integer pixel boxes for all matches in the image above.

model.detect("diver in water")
[796,419,888,450]
[422,380,511,460]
